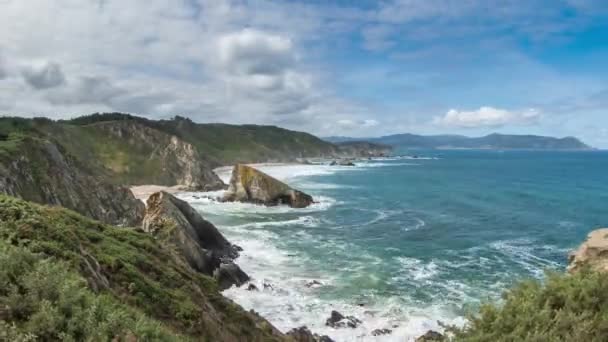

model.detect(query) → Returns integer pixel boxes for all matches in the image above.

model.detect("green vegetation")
[60,112,339,166]
[0,241,182,341]
[452,268,608,341]
[0,194,283,341]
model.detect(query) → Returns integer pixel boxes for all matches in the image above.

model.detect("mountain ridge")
[324,132,592,150]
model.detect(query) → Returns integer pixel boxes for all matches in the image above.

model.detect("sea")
[177,150,608,341]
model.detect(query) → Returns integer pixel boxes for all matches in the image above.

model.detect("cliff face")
[568,228,608,273]
[86,120,225,190]
[0,136,144,226]
[143,191,249,289]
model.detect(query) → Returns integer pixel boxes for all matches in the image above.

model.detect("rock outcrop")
[223,164,314,208]
[286,326,335,342]
[415,330,445,341]
[143,191,248,289]
[325,310,361,329]
[568,228,608,273]
[0,136,144,226]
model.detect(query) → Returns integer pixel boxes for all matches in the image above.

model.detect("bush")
[0,241,184,341]
[451,268,608,341]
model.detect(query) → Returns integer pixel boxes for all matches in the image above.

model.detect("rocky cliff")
[78,120,225,190]
[568,228,608,273]
[223,164,314,208]
[0,135,144,226]
[143,191,249,289]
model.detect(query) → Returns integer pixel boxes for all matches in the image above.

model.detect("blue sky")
[1,0,607,146]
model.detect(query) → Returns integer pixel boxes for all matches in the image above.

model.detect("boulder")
[214,262,250,290]
[143,191,248,288]
[568,228,608,273]
[415,330,445,342]
[286,326,335,342]
[371,328,392,336]
[325,310,361,329]
[222,164,313,208]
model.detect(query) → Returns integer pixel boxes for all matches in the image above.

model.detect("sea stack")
[568,228,608,273]
[222,164,314,208]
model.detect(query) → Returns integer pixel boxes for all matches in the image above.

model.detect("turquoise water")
[181,151,608,341]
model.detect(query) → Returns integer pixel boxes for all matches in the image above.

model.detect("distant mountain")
[325,133,592,150]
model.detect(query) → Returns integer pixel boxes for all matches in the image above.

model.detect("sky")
[1,0,607,147]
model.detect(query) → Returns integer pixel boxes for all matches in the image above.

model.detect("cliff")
[143,191,249,289]
[0,135,144,226]
[568,228,608,273]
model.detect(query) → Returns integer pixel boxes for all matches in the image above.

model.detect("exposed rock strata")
[223,164,314,208]
[568,228,608,273]
[143,191,247,289]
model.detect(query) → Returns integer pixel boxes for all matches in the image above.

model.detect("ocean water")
[178,150,608,341]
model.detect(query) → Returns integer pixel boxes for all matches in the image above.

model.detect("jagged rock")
[305,280,323,288]
[371,328,392,336]
[263,282,274,290]
[286,326,335,342]
[143,191,247,289]
[222,164,313,208]
[0,137,144,226]
[568,228,608,273]
[325,310,361,329]
[214,262,250,290]
[247,283,259,291]
[415,330,445,341]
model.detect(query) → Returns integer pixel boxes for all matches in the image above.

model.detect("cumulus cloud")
[433,107,541,128]
[217,29,294,76]
[21,61,66,89]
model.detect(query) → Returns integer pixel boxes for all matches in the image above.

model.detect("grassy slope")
[0,194,284,341]
[62,113,339,166]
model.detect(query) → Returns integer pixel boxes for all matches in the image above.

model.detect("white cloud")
[337,118,379,128]
[217,29,294,76]
[433,107,541,128]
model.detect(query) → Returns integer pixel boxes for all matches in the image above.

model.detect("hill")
[325,133,592,150]
[62,113,341,166]
[0,194,287,341]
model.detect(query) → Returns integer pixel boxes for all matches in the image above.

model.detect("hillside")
[62,113,341,166]
[0,194,287,341]
[325,133,592,150]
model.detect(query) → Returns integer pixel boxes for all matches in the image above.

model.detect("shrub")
[0,241,184,341]
[451,268,608,342]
